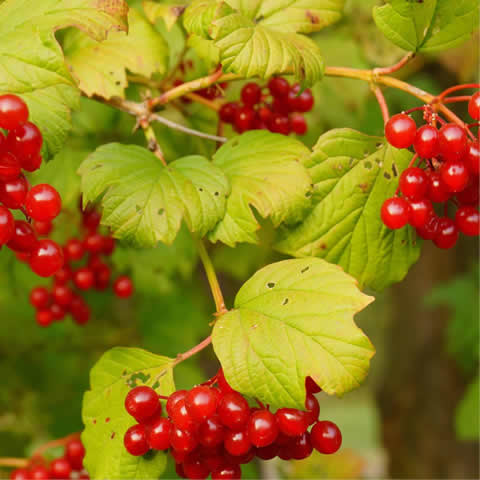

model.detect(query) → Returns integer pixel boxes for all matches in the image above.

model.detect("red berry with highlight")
[428,172,450,203]
[311,420,342,454]
[0,174,28,209]
[455,206,480,236]
[125,385,160,422]
[385,114,416,149]
[73,267,94,290]
[65,438,86,470]
[275,408,308,437]
[248,409,278,447]
[399,167,428,200]
[8,121,43,158]
[7,220,37,252]
[304,392,320,425]
[198,415,225,447]
[434,217,459,249]
[414,125,438,159]
[241,83,262,106]
[124,424,150,456]
[36,309,54,327]
[268,77,289,98]
[416,214,440,240]
[211,465,242,480]
[29,239,64,277]
[224,429,251,456]
[219,102,239,124]
[440,159,470,192]
[381,197,410,229]
[0,94,29,130]
[114,275,134,298]
[186,385,218,421]
[438,124,467,161]
[408,199,433,228]
[468,91,480,120]
[268,113,290,135]
[0,205,14,245]
[234,107,255,133]
[218,392,250,431]
[0,151,21,181]
[466,141,479,176]
[30,286,50,309]
[49,458,72,479]
[169,426,198,453]
[25,184,61,221]
[148,416,172,451]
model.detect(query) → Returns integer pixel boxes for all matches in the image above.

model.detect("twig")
[373,52,415,76]
[150,114,227,143]
[173,335,213,367]
[372,85,390,125]
[0,458,29,468]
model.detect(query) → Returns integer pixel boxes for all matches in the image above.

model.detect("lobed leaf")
[82,347,175,479]
[373,0,479,53]
[143,1,187,30]
[275,129,421,291]
[64,8,168,99]
[212,258,375,409]
[0,0,128,157]
[78,144,230,247]
[209,131,313,247]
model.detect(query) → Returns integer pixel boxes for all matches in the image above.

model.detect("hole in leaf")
[115,81,121,86]
[135,205,142,213]
[305,191,312,198]
[376,142,383,149]
[152,380,160,390]
[364,160,373,170]
[384,172,391,180]
[282,298,289,305]
[198,187,203,192]
[392,162,399,177]
[214,191,219,196]
[401,239,406,245]
[266,282,275,289]
[158,208,165,215]
[301,266,310,273]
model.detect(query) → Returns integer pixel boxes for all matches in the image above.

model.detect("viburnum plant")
[0,0,478,479]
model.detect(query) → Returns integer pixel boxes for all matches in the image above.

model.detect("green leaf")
[209,131,313,247]
[82,347,175,479]
[184,0,345,86]
[275,129,421,291]
[78,144,230,247]
[0,0,128,157]
[64,8,168,99]
[373,0,479,53]
[143,1,187,30]
[455,375,480,440]
[212,258,375,409]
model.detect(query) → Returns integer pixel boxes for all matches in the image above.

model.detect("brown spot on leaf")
[106,417,110,423]
[358,183,369,193]
[320,243,327,250]
[111,432,116,439]
[306,10,320,24]
[171,6,186,17]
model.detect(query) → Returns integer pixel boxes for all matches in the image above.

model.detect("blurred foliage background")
[0,0,478,478]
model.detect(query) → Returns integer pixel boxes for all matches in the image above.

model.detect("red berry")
[408,199,434,228]
[34,220,53,236]
[7,121,43,158]
[275,408,309,437]
[257,106,272,124]
[64,238,85,261]
[113,275,134,298]
[83,231,104,254]
[211,464,242,480]
[255,443,279,460]
[102,236,115,255]
[304,392,320,425]
[268,113,290,135]
[440,159,469,192]
[29,466,50,480]
[73,267,95,290]
[198,415,224,447]
[125,385,160,422]
[413,125,439,159]
[468,91,480,120]
[50,303,66,321]
[7,220,38,252]
[0,205,14,244]
[399,167,428,200]
[466,141,479,176]
[416,214,439,240]
[52,284,73,307]
[30,286,51,309]
[455,206,480,236]
[0,151,21,181]
[29,239,64,277]
[186,386,218,421]
[148,416,172,450]
[219,102,239,124]
[428,171,450,203]
[183,458,210,480]
[290,114,307,135]
[311,420,342,454]
[9,470,29,480]
[438,123,467,161]
[286,84,301,112]
[247,409,278,447]
[70,295,91,325]
[293,88,314,113]
[0,94,29,130]
[167,390,188,417]
[49,458,73,480]
[169,426,198,453]
[385,114,416,149]
[54,265,72,285]
[234,107,255,133]
[216,369,233,394]
[433,217,459,249]
[268,77,289,98]
[82,209,101,231]
[292,432,313,460]
[241,83,262,106]
[169,398,195,430]
[381,197,410,229]
[456,178,479,206]
[25,184,61,221]
[272,97,290,115]
[305,376,322,394]
[0,174,29,208]
[21,153,42,172]
[65,438,86,470]
[124,424,150,456]
[218,392,250,431]
[95,264,111,290]
[36,309,53,327]
[224,429,252,456]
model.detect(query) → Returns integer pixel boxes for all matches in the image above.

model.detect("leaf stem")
[373,52,415,76]
[173,335,213,367]
[372,85,390,125]
[150,114,227,143]
[0,458,29,468]
[194,237,227,314]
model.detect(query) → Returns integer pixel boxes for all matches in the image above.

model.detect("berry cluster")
[123,370,341,479]
[381,92,480,249]
[0,94,64,276]
[9,438,87,480]
[219,78,314,135]
[28,202,134,327]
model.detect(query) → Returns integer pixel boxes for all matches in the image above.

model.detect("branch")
[372,85,390,125]
[0,458,29,468]
[373,52,415,76]
[150,114,227,143]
